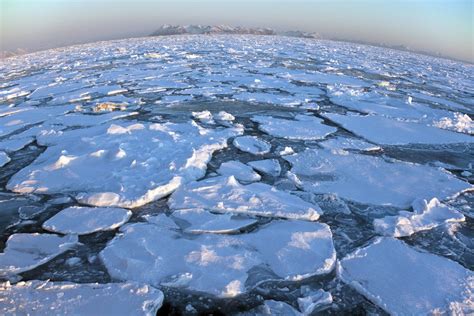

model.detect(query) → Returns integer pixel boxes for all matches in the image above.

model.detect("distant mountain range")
[150,24,318,38]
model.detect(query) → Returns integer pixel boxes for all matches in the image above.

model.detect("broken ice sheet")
[285,149,471,208]
[171,209,258,234]
[0,233,78,277]
[248,159,282,177]
[239,300,302,316]
[0,151,10,167]
[323,113,473,145]
[0,280,164,316]
[217,160,261,182]
[233,135,271,155]
[319,136,381,152]
[338,237,473,315]
[169,176,322,221]
[373,198,465,237]
[7,120,242,208]
[251,114,337,140]
[100,220,335,297]
[42,206,132,235]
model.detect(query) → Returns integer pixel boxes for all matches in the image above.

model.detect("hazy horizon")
[1,0,472,62]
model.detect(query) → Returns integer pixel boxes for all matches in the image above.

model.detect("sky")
[1,0,472,62]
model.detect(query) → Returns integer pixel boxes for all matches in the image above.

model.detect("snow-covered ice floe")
[7,121,242,208]
[285,149,472,208]
[233,136,271,155]
[0,280,164,316]
[248,159,282,177]
[100,220,335,297]
[169,176,322,221]
[373,198,465,237]
[0,234,78,277]
[323,113,473,145]
[42,206,132,235]
[251,114,337,140]
[217,161,261,182]
[338,237,473,315]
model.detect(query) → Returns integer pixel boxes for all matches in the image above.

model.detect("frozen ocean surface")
[0,35,472,315]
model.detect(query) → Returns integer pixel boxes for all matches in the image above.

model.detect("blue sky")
[1,0,472,61]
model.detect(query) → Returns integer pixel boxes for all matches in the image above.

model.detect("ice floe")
[171,209,258,234]
[285,149,471,208]
[373,198,465,237]
[0,233,78,276]
[42,206,132,235]
[217,160,261,182]
[233,136,271,155]
[169,176,322,221]
[338,237,473,315]
[319,136,381,152]
[323,113,473,145]
[7,121,242,208]
[248,159,281,177]
[297,289,333,315]
[100,220,335,297]
[0,151,10,167]
[252,114,337,140]
[0,280,164,315]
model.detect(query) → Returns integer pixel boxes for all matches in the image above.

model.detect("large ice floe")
[0,233,78,277]
[42,206,132,235]
[7,121,242,208]
[338,238,473,315]
[285,149,472,208]
[0,281,164,315]
[100,220,335,297]
[251,114,337,140]
[169,176,322,221]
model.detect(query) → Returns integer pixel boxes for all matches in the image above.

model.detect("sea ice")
[297,289,333,315]
[42,206,132,235]
[323,113,473,145]
[7,121,242,208]
[0,280,164,316]
[373,198,465,237]
[0,233,78,276]
[319,136,381,151]
[338,237,473,315]
[169,176,322,221]
[171,209,258,234]
[248,159,282,177]
[251,114,337,140]
[233,136,271,155]
[0,151,10,167]
[285,149,471,208]
[217,161,261,182]
[240,300,302,316]
[100,220,335,297]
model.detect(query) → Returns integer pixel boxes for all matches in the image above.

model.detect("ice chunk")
[433,113,473,135]
[169,176,322,221]
[0,151,10,167]
[297,289,333,315]
[100,220,335,297]
[373,198,465,237]
[192,110,215,124]
[0,280,164,315]
[248,159,281,177]
[323,113,473,145]
[7,121,242,208]
[171,209,258,234]
[251,114,336,140]
[240,300,303,316]
[285,149,471,208]
[0,137,34,152]
[319,136,381,151]
[217,161,261,182]
[42,206,132,235]
[338,237,473,315]
[233,136,271,155]
[0,233,78,276]
[215,111,235,122]
[143,213,180,230]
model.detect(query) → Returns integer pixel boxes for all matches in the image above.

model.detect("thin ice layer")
[100,220,335,297]
[169,176,322,221]
[0,280,164,316]
[338,237,473,315]
[323,113,473,145]
[285,149,471,208]
[251,114,337,140]
[0,233,78,276]
[7,121,242,208]
[42,206,132,235]
[373,198,465,237]
[217,161,261,182]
